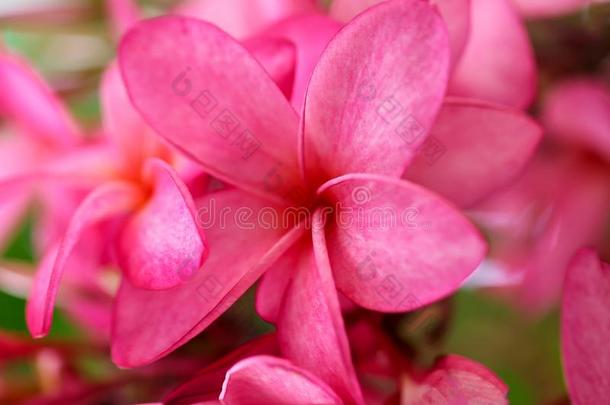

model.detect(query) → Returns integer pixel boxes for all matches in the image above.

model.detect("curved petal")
[329,0,471,68]
[561,249,610,405]
[111,190,305,367]
[542,78,610,163]
[0,52,80,147]
[449,0,537,109]
[220,355,343,404]
[405,98,542,208]
[263,14,342,109]
[404,355,508,404]
[119,16,302,203]
[26,182,143,338]
[174,0,317,39]
[243,37,296,98]
[511,0,590,18]
[302,0,450,184]
[105,0,140,39]
[118,158,207,290]
[278,210,364,405]
[318,173,486,312]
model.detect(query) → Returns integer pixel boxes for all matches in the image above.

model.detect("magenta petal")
[302,0,450,183]
[449,0,536,109]
[318,173,486,312]
[220,355,342,404]
[511,0,590,17]
[105,0,140,39]
[118,158,207,290]
[26,182,142,338]
[243,37,296,98]
[0,52,80,147]
[406,355,508,403]
[174,0,318,39]
[119,16,303,202]
[111,190,305,367]
[561,249,610,405]
[278,210,364,404]
[405,98,542,207]
[542,78,610,163]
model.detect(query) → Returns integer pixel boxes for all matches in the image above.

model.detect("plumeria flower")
[469,77,610,312]
[561,249,610,404]
[118,0,540,392]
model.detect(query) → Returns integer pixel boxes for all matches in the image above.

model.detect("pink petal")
[449,0,537,109]
[220,355,343,404]
[105,0,140,39]
[119,16,303,203]
[302,0,450,184]
[561,249,610,405]
[111,190,305,367]
[263,14,341,109]
[0,52,80,147]
[278,210,364,404]
[26,182,142,338]
[243,37,296,98]
[404,355,508,403]
[174,0,318,39]
[318,173,486,312]
[405,98,542,208]
[0,184,31,249]
[329,0,471,68]
[118,158,207,290]
[542,78,610,163]
[510,0,590,17]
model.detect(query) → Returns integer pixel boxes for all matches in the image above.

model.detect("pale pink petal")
[119,16,302,202]
[0,52,80,147]
[449,0,537,109]
[111,190,305,367]
[278,210,364,404]
[263,14,341,109]
[402,355,508,404]
[243,37,296,97]
[561,249,610,405]
[220,355,343,404]
[329,0,471,68]
[105,0,140,39]
[118,158,207,290]
[542,78,610,163]
[302,0,450,184]
[318,173,486,312]
[174,0,317,39]
[405,98,542,208]
[0,185,31,249]
[511,0,590,17]
[26,182,142,338]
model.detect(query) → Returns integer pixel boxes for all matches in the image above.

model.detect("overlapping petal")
[318,174,486,312]
[302,0,450,183]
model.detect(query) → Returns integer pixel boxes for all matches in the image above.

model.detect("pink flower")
[561,249,610,404]
[117,0,540,387]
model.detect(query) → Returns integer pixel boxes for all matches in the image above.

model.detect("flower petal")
[542,78,610,163]
[302,0,450,184]
[405,98,542,208]
[278,210,364,404]
[119,16,302,203]
[318,173,486,312]
[403,355,508,404]
[105,0,140,39]
[220,355,343,404]
[0,52,80,147]
[118,158,207,290]
[561,249,610,405]
[26,182,142,338]
[111,189,305,367]
[511,0,590,18]
[449,0,536,109]
[243,37,296,98]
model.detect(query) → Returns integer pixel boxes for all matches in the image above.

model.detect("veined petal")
[318,173,486,312]
[561,249,610,405]
[118,158,207,290]
[405,98,542,208]
[302,0,450,184]
[119,16,303,203]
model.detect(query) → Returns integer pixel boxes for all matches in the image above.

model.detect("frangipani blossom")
[561,249,610,404]
[118,0,539,389]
